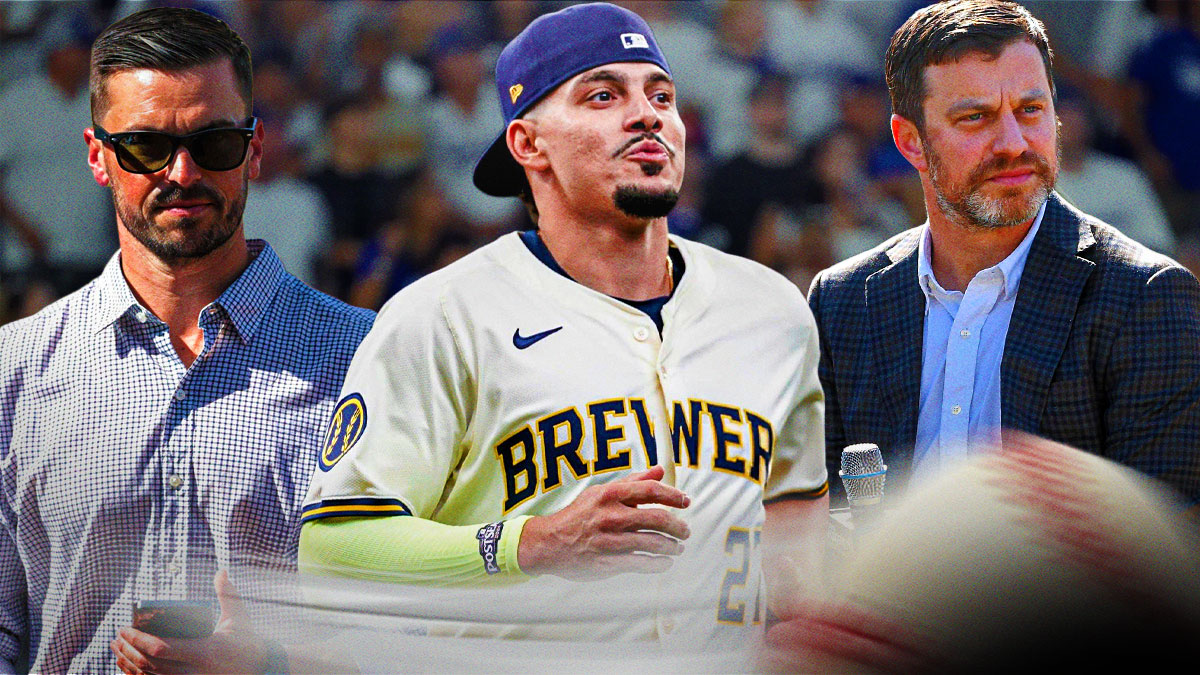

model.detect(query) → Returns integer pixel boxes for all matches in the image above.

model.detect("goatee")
[613,185,679,219]
[114,180,245,263]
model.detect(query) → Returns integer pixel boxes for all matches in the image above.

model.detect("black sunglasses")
[93,118,259,174]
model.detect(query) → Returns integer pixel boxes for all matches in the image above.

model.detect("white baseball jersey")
[303,232,826,650]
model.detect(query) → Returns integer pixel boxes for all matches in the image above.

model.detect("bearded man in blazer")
[809,0,1200,507]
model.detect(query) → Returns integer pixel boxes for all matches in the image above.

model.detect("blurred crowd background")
[3,0,1200,324]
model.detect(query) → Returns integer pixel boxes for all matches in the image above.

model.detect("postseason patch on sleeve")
[319,393,367,472]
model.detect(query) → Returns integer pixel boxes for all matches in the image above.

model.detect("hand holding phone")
[131,600,215,639]
[115,572,279,675]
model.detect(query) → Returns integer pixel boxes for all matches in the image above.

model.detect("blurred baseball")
[767,433,1200,672]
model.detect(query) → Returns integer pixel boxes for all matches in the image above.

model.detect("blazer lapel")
[865,232,925,455]
[1002,194,1096,433]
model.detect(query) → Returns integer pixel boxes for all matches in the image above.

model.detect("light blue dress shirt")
[913,202,1046,482]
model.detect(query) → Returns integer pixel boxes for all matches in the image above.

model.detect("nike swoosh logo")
[513,326,563,349]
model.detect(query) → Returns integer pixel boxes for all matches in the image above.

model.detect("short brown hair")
[90,7,253,122]
[885,0,1054,132]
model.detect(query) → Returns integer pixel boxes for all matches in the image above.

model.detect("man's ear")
[891,114,928,173]
[84,127,111,187]
[507,118,550,173]
[245,117,264,180]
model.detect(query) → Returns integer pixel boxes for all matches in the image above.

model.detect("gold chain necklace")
[666,250,675,295]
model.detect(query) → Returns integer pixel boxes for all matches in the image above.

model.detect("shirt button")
[167,562,180,575]
[633,327,649,342]
[135,310,149,323]
[951,404,962,415]
[173,388,187,401]
[167,474,183,489]
[960,329,970,338]
[662,618,675,634]
[658,365,668,377]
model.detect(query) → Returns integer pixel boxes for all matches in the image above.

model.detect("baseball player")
[299,2,827,653]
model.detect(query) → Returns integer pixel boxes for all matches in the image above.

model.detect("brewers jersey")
[302,232,826,649]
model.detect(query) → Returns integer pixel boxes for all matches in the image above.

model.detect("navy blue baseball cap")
[472,2,671,197]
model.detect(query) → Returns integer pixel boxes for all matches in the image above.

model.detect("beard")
[612,185,679,219]
[924,137,1058,230]
[113,179,246,263]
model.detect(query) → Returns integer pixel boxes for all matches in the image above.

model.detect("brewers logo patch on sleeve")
[319,393,367,471]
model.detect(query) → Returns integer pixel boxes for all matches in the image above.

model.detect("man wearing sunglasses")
[0,7,373,673]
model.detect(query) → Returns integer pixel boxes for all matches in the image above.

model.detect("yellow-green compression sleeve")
[298,515,533,587]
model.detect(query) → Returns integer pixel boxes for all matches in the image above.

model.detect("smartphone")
[131,600,215,639]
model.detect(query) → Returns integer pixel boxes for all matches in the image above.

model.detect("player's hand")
[517,465,690,580]
[111,570,272,675]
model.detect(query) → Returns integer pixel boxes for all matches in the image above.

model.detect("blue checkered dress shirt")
[0,241,374,673]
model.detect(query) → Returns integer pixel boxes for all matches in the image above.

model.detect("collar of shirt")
[916,200,1047,309]
[87,239,285,344]
[517,228,683,332]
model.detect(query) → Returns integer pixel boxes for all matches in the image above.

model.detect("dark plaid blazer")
[809,193,1200,506]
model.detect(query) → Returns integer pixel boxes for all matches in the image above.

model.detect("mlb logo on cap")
[621,33,649,49]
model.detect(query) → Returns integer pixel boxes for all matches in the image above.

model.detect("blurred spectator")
[0,36,115,299]
[389,0,474,66]
[423,23,522,237]
[9,274,59,324]
[749,203,834,292]
[338,19,429,176]
[349,171,471,310]
[339,22,396,102]
[667,142,714,245]
[837,74,924,223]
[839,77,908,180]
[243,133,333,287]
[1175,234,1200,282]
[0,3,55,93]
[690,0,782,160]
[1056,92,1176,255]
[283,0,364,106]
[308,101,405,297]
[5,0,1194,320]
[480,0,541,63]
[373,2,442,105]
[378,4,485,179]
[1125,0,1200,236]
[765,0,877,146]
[703,74,818,257]
[252,59,324,161]
[800,128,908,260]
[750,128,907,290]
[1089,2,1163,81]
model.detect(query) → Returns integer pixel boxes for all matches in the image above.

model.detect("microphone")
[840,443,887,532]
